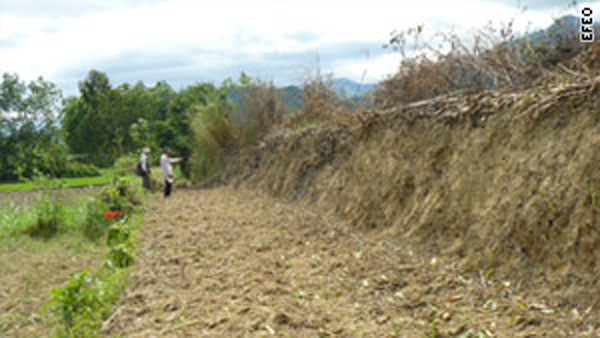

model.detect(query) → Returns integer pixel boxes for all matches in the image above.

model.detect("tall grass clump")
[235,79,287,148]
[26,194,66,239]
[189,91,236,182]
[22,177,68,239]
[0,205,36,236]
[286,67,348,128]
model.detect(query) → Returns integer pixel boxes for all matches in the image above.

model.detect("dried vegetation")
[230,41,600,312]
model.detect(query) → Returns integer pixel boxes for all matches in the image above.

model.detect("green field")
[0,176,114,192]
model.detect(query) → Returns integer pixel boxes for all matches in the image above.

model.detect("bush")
[111,154,139,177]
[62,161,100,178]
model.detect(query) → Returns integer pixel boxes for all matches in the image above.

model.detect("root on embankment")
[228,73,600,308]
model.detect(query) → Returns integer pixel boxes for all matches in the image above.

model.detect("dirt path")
[102,187,599,337]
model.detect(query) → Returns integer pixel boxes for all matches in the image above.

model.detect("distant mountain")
[227,77,375,118]
[525,15,579,46]
[279,85,303,111]
[226,84,303,120]
[330,78,376,97]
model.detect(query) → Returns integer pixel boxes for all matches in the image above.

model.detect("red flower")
[103,210,123,220]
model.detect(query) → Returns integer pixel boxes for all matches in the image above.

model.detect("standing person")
[139,147,152,191]
[160,147,181,198]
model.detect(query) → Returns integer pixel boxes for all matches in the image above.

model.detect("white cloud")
[1,0,596,95]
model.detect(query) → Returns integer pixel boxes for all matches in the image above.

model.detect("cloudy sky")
[0,0,598,96]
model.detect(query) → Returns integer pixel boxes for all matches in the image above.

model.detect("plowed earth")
[103,187,600,337]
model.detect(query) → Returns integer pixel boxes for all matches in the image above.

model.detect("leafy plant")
[105,218,134,268]
[43,269,101,334]
[82,196,111,241]
[106,243,134,268]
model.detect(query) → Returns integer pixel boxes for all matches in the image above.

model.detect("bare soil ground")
[103,187,599,337]
[0,235,107,337]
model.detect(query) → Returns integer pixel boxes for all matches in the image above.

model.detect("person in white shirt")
[160,147,181,197]
[139,147,151,191]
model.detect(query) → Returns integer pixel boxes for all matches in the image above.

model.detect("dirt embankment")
[229,75,600,309]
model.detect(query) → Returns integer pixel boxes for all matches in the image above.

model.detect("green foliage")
[43,264,134,337]
[106,219,130,247]
[110,154,139,177]
[26,194,66,239]
[82,196,111,241]
[0,72,69,181]
[62,161,100,178]
[105,219,134,268]
[129,117,156,154]
[60,70,231,179]
[43,269,101,334]
[106,243,134,269]
[43,179,142,337]
[22,177,67,239]
[189,90,236,181]
[0,204,37,236]
[82,178,141,241]
[0,175,109,192]
[62,70,126,167]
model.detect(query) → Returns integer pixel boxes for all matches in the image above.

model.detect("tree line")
[0,70,231,182]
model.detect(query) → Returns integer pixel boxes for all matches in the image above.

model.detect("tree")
[0,72,65,181]
[63,70,126,166]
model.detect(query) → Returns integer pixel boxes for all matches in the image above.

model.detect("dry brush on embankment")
[227,63,600,308]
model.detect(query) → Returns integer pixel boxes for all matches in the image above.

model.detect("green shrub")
[62,161,100,178]
[43,269,102,335]
[111,155,139,177]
